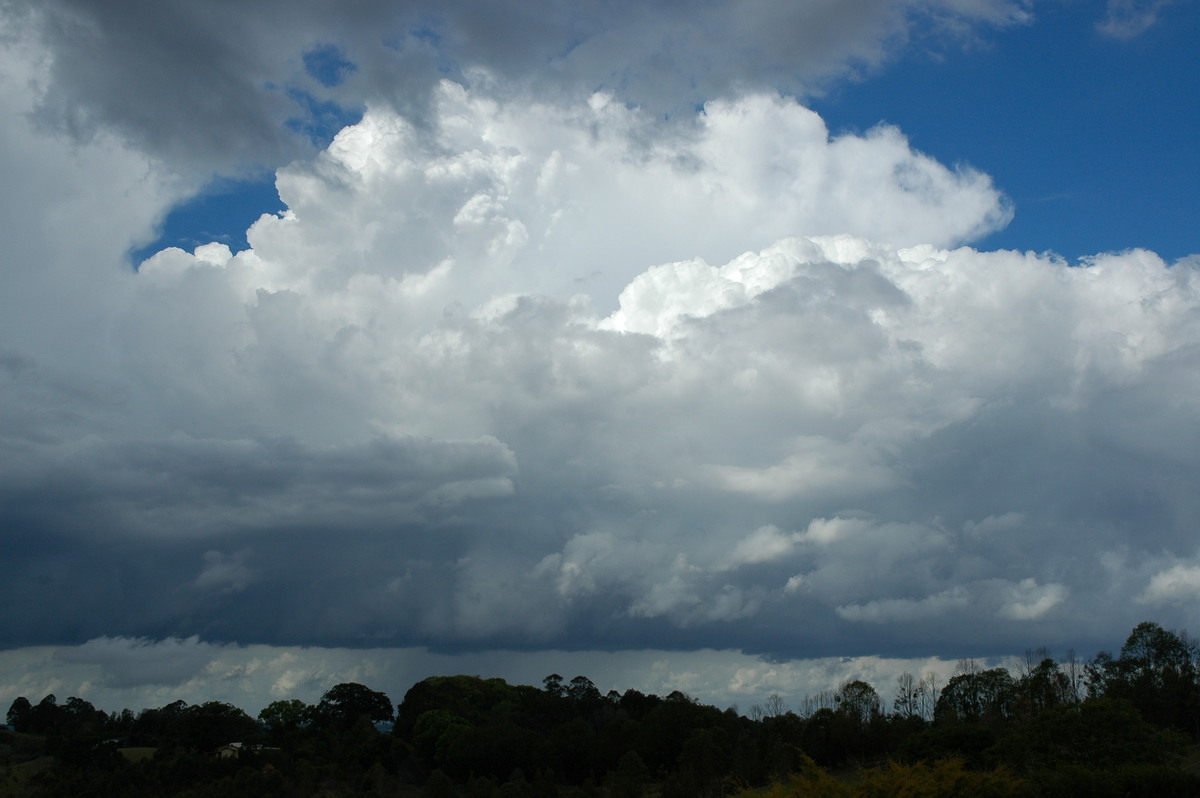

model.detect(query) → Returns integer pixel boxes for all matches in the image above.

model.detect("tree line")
[3,620,1200,797]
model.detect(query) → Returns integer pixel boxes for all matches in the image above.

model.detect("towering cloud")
[4,79,1200,664]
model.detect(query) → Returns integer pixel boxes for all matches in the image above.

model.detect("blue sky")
[1,0,1199,715]
[812,0,1200,261]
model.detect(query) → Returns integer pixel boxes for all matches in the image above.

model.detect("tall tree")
[313,682,394,730]
[835,680,881,726]
[1089,621,1200,732]
[893,672,921,719]
[1015,658,1074,716]
[934,668,1015,726]
[6,696,32,732]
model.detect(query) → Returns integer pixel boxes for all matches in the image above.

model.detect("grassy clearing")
[0,755,55,798]
[118,747,157,763]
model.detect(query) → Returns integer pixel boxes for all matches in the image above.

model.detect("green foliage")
[1026,763,1200,797]
[257,699,308,731]
[836,681,882,727]
[311,682,393,730]
[854,759,1026,797]
[672,727,729,798]
[991,697,1186,773]
[397,676,523,736]
[177,701,258,751]
[736,756,1026,798]
[544,718,595,782]
[1013,659,1074,717]
[1087,621,1200,732]
[6,697,32,732]
[423,768,456,798]
[5,695,108,739]
[606,750,650,798]
[895,723,997,770]
[413,708,471,767]
[734,753,852,798]
[934,668,1016,727]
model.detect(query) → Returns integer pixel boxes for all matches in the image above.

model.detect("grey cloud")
[2,433,517,540]
[7,0,1030,176]
[194,550,254,594]
[55,636,224,688]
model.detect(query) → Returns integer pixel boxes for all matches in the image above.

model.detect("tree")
[893,672,921,719]
[1063,648,1084,703]
[1088,621,1200,732]
[567,675,601,703]
[542,673,565,698]
[934,668,1015,726]
[917,670,941,721]
[130,699,188,747]
[835,680,881,726]
[30,694,61,735]
[424,769,456,798]
[674,728,727,798]
[412,708,471,769]
[396,675,522,735]
[992,696,1187,773]
[1014,658,1073,717]
[59,696,106,738]
[7,696,32,732]
[607,750,650,798]
[178,701,258,750]
[795,689,837,718]
[313,682,393,730]
[258,699,310,733]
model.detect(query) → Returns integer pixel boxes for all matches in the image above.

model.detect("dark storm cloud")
[0,430,519,647]
[1,433,517,540]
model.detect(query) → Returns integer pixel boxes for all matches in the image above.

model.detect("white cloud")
[1096,0,1177,39]
[0,29,185,376]
[704,440,898,502]
[727,525,797,566]
[799,517,876,547]
[1138,564,1200,605]
[995,578,1068,621]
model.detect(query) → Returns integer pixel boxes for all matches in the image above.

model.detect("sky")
[1,0,1198,716]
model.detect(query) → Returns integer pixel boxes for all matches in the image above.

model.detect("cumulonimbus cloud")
[0,47,1198,664]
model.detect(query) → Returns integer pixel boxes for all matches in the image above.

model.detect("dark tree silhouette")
[312,682,394,730]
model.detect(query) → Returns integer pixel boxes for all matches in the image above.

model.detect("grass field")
[0,755,54,798]
[119,747,157,763]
